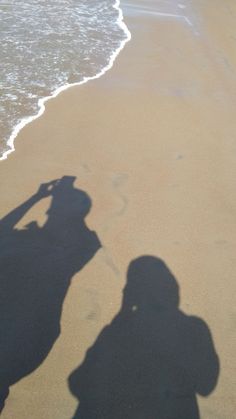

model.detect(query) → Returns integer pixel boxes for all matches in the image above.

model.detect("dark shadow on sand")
[69,256,219,419]
[0,176,101,412]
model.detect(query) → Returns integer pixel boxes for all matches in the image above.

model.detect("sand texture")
[0,1,236,418]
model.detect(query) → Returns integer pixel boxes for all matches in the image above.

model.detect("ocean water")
[0,0,130,159]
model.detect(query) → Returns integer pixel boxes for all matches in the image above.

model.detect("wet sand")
[1,1,236,418]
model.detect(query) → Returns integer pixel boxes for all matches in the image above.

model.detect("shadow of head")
[123,256,179,312]
[46,175,92,220]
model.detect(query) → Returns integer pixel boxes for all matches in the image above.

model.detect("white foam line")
[154,13,196,33]
[0,0,131,161]
[133,9,193,27]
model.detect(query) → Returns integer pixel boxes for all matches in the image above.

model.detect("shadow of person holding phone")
[0,176,101,412]
[69,256,219,419]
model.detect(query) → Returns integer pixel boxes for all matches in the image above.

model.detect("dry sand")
[1,1,236,418]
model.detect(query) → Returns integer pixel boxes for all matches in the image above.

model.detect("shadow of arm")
[191,316,220,396]
[0,183,53,232]
[0,194,41,232]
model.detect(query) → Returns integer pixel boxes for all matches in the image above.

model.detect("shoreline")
[0,0,131,161]
[1,1,236,417]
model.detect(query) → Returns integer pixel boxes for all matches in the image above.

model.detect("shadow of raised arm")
[0,181,57,232]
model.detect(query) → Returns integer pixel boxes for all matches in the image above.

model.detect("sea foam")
[0,0,131,160]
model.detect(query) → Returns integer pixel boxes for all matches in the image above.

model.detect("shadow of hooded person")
[0,176,101,412]
[69,256,219,419]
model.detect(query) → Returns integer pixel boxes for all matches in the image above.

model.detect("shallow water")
[0,0,129,158]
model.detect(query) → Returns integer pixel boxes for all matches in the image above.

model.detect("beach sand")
[0,1,236,417]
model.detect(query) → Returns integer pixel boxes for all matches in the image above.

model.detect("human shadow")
[69,255,219,419]
[0,176,101,412]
